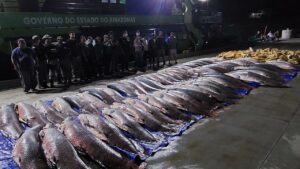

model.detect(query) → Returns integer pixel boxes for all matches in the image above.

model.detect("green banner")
[0,12,184,29]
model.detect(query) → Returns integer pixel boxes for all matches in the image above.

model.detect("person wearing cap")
[43,34,59,87]
[32,35,48,89]
[11,38,37,93]
[56,36,72,85]
[167,32,178,65]
[119,30,131,72]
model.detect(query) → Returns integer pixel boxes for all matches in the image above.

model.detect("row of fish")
[0,57,298,169]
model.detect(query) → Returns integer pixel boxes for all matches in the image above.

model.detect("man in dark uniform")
[78,35,89,82]
[94,36,103,78]
[32,35,48,89]
[119,30,130,72]
[86,36,97,80]
[156,31,166,68]
[103,33,113,77]
[148,32,158,70]
[43,34,58,88]
[11,38,37,93]
[167,32,178,65]
[65,31,78,83]
[56,36,72,85]
[133,30,147,72]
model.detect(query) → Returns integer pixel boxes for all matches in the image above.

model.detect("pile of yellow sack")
[218,48,300,64]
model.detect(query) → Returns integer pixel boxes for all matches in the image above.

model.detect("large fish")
[107,83,139,97]
[192,80,241,99]
[135,77,166,90]
[81,88,117,105]
[170,88,220,110]
[159,71,186,81]
[164,89,212,110]
[78,114,146,159]
[266,60,297,70]
[32,100,66,124]
[123,98,181,125]
[126,79,159,93]
[0,104,24,139]
[208,62,240,73]
[77,92,109,110]
[144,74,173,85]
[156,72,181,83]
[111,103,174,132]
[226,70,286,87]
[100,88,126,103]
[163,68,193,79]
[234,66,284,79]
[60,118,140,169]
[63,95,100,114]
[152,91,194,111]
[15,102,50,127]
[255,63,293,74]
[153,90,214,115]
[39,124,90,169]
[224,59,256,66]
[190,67,220,76]
[176,83,236,103]
[13,125,49,169]
[51,97,79,116]
[103,108,157,142]
[203,74,253,90]
[121,80,149,95]
[138,94,194,121]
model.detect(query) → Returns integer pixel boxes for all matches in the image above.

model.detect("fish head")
[77,114,89,126]
[59,117,73,133]
[15,103,29,123]
[104,109,130,131]
[39,123,53,138]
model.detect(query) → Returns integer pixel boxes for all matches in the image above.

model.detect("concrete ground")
[0,40,299,169]
[147,76,300,169]
[146,40,300,169]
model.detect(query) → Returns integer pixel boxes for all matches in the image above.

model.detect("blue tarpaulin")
[0,132,19,169]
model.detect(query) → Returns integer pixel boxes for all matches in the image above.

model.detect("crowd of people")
[11,30,178,93]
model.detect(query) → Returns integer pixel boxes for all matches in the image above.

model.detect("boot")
[50,80,54,88]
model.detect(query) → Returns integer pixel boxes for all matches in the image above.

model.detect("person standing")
[65,31,78,83]
[156,31,166,68]
[43,34,58,88]
[86,36,97,80]
[78,35,89,82]
[119,30,131,72]
[32,35,48,89]
[167,32,178,65]
[148,32,158,70]
[103,33,113,77]
[56,36,72,85]
[11,38,37,93]
[133,30,147,72]
[94,36,104,78]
